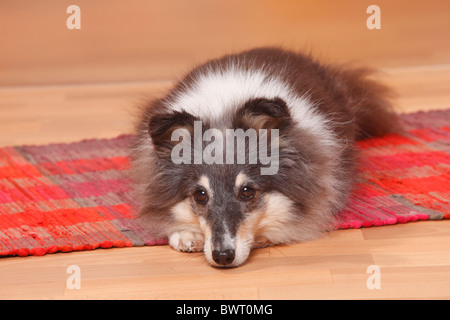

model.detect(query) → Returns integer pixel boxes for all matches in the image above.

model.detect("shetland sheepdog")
[129,47,398,267]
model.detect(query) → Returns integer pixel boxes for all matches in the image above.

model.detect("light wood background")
[2,0,450,86]
[0,0,450,300]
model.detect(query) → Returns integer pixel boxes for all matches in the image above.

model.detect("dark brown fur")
[129,47,399,266]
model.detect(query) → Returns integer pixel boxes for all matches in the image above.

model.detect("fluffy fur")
[129,47,398,267]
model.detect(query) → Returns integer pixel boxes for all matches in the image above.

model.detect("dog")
[129,47,398,267]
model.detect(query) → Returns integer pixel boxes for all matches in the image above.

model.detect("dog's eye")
[240,186,255,200]
[193,189,208,204]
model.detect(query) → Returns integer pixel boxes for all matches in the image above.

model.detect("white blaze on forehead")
[168,66,336,148]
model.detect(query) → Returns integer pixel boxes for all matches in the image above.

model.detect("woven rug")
[1,110,449,257]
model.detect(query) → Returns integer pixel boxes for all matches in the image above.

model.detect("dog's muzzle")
[212,249,235,266]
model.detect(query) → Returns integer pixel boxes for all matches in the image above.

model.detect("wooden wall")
[1,0,449,86]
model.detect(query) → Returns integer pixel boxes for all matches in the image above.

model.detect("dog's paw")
[169,231,205,253]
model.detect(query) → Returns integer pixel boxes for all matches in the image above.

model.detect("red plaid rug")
[1,110,449,257]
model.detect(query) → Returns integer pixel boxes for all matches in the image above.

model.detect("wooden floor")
[0,220,449,300]
[1,0,450,300]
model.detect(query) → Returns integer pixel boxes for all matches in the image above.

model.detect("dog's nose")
[212,249,235,266]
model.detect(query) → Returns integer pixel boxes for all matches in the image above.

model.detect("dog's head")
[146,97,319,267]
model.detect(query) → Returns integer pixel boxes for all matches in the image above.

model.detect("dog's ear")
[233,97,292,133]
[148,110,198,153]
